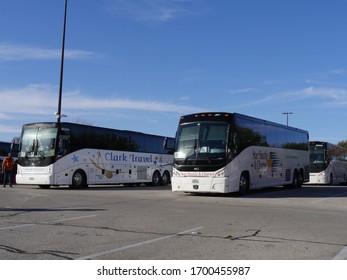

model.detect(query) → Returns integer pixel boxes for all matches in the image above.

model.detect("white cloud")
[0,84,58,115]
[106,0,206,21]
[302,86,347,99]
[0,112,13,120]
[0,84,203,116]
[329,69,345,75]
[0,124,21,134]
[0,42,98,61]
[62,94,202,114]
[227,87,257,94]
[0,84,204,139]
[180,96,190,101]
[239,86,347,108]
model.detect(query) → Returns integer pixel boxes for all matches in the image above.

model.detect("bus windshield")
[309,144,327,172]
[20,126,58,158]
[174,122,228,165]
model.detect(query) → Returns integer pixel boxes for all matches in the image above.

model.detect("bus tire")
[329,173,333,185]
[239,171,250,195]
[152,170,161,186]
[71,169,87,188]
[289,170,299,189]
[297,170,304,188]
[160,171,171,186]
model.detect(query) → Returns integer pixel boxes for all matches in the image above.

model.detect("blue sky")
[1,0,347,144]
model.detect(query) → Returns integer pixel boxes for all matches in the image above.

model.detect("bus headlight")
[215,169,225,177]
[173,169,180,177]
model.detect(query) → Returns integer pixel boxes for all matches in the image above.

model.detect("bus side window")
[233,133,239,154]
[57,138,69,157]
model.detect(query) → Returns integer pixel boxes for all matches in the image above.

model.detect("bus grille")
[285,169,291,182]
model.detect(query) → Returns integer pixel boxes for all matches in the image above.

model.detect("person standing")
[2,153,15,188]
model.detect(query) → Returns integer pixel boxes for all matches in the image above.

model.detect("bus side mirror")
[163,137,175,152]
[10,140,19,153]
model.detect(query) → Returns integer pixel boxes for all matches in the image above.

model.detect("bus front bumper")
[307,173,329,184]
[171,176,229,193]
[16,173,53,185]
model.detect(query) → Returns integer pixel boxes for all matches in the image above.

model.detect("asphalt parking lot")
[1,184,347,260]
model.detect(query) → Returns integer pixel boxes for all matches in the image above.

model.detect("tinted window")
[235,117,308,152]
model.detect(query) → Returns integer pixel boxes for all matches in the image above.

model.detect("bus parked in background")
[171,112,309,194]
[308,141,347,185]
[0,141,19,159]
[16,122,174,188]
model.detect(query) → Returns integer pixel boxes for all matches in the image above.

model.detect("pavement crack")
[48,223,173,237]
[221,230,347,247]
[0,244,76,260]
[224,229,262,240]
[0,245,26,254]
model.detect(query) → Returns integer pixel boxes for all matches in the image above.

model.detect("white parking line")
[312,191,347,204]
[0,223,35,230]
[333,246,347,260]
[77,226,204,260]
[0,214,97,230]
[45,215,97,224]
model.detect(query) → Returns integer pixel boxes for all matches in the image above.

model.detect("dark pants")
[3,170,12,187]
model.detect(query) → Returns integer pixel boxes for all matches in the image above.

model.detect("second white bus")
[172,112,310,194]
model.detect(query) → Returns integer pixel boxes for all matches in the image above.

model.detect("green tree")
[337,140,347,149]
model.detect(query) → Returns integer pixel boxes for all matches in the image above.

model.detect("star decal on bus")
[71,154,79,163]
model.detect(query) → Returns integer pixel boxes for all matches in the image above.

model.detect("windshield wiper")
[38,151,46,159]
[183,153,194,163]
[31,139,39,154]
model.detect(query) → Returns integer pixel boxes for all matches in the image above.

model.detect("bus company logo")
[104,152,160,165]
[88,150,162,180]
[181,171,215,177]
[252,150,278,171]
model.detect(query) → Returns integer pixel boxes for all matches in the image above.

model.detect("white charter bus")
[16,122,174,188]
[308,141,347,185]
[171,112,310,194]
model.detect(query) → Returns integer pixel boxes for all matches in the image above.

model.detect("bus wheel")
[297,171,303,188]
[71,169,87,188]
[329,173,333,185]
[152,171,161,186]
[239,172,250,195]
[160,171,171,186]
[290,170,299,188]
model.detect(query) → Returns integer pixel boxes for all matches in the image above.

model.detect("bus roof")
[21,121,174,139]
[179,112,309,134]
[310,141,347,150]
